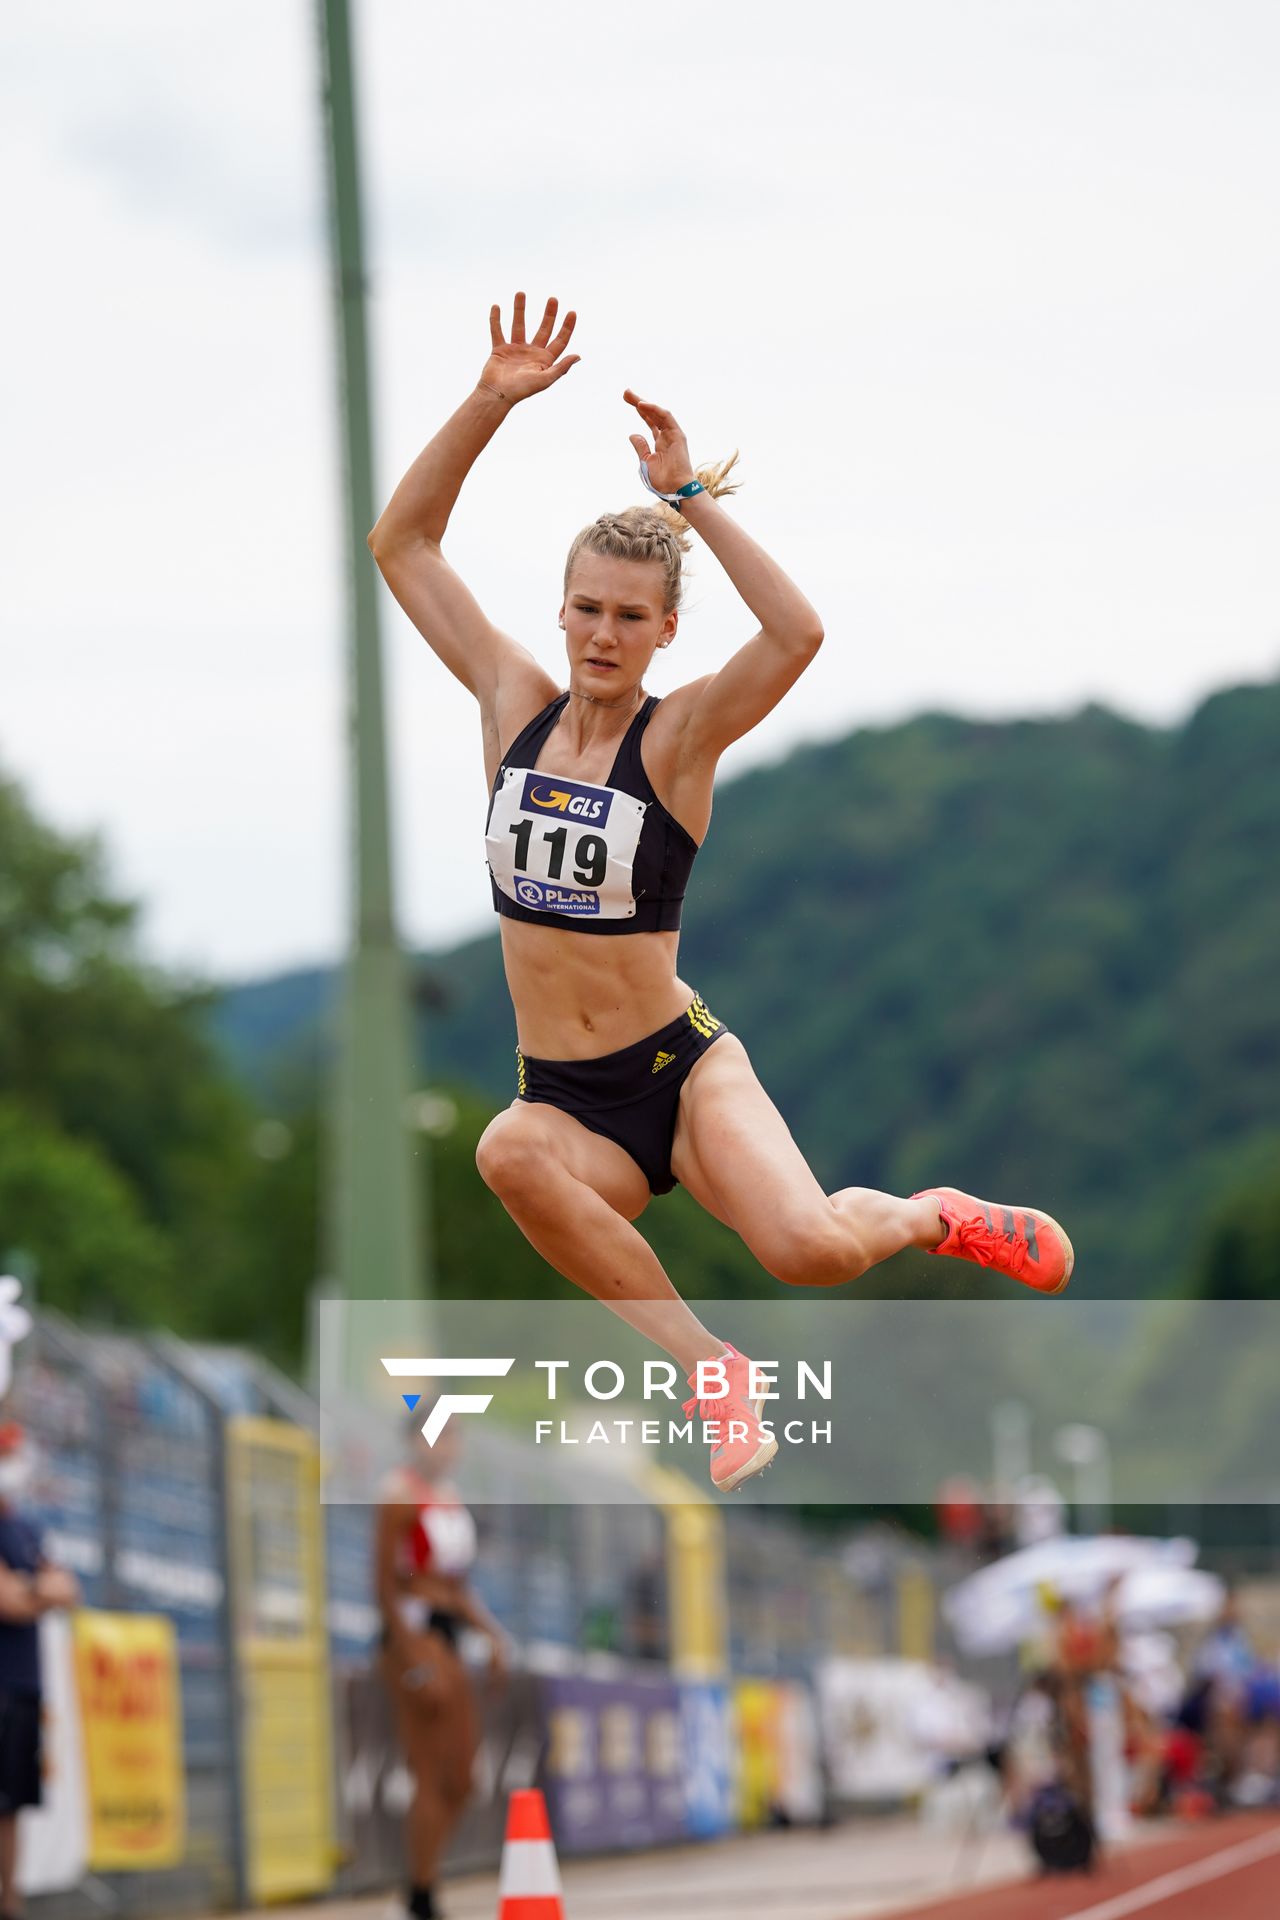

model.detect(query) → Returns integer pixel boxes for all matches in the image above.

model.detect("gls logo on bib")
[521,773,613,823]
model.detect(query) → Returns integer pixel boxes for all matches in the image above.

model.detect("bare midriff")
[500,919,698,1060]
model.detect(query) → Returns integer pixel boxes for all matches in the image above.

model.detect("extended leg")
[672,1039,1072,1293]
[671,1037,942,1286]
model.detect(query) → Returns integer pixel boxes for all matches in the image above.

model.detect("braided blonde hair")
[563,453,742,615]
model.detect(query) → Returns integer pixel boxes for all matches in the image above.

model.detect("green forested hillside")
[219,680,1280,1300]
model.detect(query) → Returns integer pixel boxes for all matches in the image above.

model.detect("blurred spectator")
[1119,1630,1185,1723]
[1052,1596,1109,1811]
[1237,1663,1280,1805]
[1034,1581,1128,1821]
[1194,1589,1256,1694]
[1117,1630,1186,1818]
[376,1406,506,1920]
[0,1420,80,1914]
[935,1477,985,1555]
[1000,1669,1063,1814]
[625,1549,668,1661]
[909,1661,991,1775]
[1191,1591,1256,1798]
[977,1500,1016,1563]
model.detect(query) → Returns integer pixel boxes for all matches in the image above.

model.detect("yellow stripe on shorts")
[687,995,721,1039]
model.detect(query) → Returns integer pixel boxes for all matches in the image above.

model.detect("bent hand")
[480,292,579,404]
[485,1628,509,1685]
[624,389,696,493]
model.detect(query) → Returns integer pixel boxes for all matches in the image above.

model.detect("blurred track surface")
[222,1815,1189,1920]
[885,1812,1280,1920]
[224,1814,1280,1920]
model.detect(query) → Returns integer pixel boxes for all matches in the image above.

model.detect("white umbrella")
[1114,1564,1224,1630]
[945,1535,1198,1656]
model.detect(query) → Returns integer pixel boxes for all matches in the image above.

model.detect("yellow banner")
[73,1611,185,1869]
[733,1679,783,1828]
[227,1416,334,1902]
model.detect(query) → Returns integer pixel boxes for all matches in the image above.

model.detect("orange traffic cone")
[496,1788,564,1919]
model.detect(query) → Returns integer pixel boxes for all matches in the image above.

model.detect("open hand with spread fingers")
[479,292,579,404]
[624,388,697,494]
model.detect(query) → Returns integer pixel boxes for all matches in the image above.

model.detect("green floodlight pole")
[316,0,430,1311]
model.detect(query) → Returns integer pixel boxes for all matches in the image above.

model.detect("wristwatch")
[638,460,706,511]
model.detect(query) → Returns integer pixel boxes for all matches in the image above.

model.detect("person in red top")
[376,1408,506,1920]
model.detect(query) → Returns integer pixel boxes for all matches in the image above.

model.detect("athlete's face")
[561,554,677,695]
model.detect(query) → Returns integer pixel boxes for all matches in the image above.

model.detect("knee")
[440,1759,473,1813]
[765,1218,867,1289]
[436,1708,476,1813]
[475,1116,542,1202]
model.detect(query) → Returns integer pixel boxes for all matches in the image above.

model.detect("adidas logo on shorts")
[651,1049,677,1073]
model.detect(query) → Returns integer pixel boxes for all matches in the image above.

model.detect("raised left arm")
[674,489,823,759]
[625,391,823,762]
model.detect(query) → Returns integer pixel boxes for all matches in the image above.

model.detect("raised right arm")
[368,384,527,707]
[367,293,579,715]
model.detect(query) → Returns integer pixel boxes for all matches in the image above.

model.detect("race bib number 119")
[485,768,647,919]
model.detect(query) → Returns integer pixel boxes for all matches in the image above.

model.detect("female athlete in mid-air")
[369,292,1073,1493]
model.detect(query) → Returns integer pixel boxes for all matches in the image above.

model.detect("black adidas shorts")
[516,993,730,1195]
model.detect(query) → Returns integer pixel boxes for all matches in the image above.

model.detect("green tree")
[0,768,259,1330]
[0,1098,173,1320]
[1188,1146,1280,1303]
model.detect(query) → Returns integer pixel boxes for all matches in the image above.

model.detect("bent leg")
[476,1101,728,1374]
[670,1036,944,1287]
[432,1648,479,1827]
[383,1638,455,1889]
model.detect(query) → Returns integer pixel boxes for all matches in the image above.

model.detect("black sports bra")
[484,691,700,935]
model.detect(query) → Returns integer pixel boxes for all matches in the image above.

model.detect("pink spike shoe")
[683,1343,778,1492]
[913,1186,1074,1295]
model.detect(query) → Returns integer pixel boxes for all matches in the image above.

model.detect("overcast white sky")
[5,2,1279,984]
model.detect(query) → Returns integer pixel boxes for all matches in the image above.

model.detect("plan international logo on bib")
[521,772,613,822]
[516,878,601,914]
